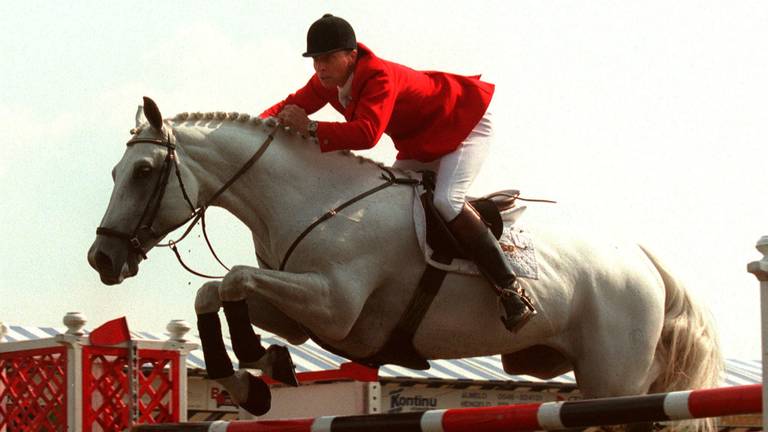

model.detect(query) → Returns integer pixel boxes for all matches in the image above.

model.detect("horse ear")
[142,96,164,131]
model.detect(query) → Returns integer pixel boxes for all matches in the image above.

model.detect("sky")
[1,1,767,361]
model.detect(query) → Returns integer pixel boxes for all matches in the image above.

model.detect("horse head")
[88,97,201,285]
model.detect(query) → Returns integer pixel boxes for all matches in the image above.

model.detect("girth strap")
[301,180,447,370]
[357,264,446,369]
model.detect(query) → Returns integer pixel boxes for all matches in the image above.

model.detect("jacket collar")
[356,42,374,58]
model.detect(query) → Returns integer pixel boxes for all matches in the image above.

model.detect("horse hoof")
[241,374,271,416]
[267,345,299,387]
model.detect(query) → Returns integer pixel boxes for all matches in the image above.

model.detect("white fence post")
[62,312,87,431]
[167,319,194,421]
[747,235,768,432]
[0,321,5,432]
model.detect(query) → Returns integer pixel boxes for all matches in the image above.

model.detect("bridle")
[96,125,278,276]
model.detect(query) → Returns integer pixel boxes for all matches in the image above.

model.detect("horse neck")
[174,121,386,265]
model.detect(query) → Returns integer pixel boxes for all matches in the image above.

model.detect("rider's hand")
[278,105,310,137]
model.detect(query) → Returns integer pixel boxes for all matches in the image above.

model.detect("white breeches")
[393,110,493,220]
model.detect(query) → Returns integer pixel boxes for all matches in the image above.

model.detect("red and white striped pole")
[748,235,768,432]
[132,384,761,431]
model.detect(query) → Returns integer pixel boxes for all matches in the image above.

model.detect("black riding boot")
[448,203,537,332]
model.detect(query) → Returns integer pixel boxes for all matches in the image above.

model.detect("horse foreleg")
[219,265,355,341]
[194,282,271,416]
[219,297,299,386]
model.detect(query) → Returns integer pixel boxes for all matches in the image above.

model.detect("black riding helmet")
[302,14,357,58]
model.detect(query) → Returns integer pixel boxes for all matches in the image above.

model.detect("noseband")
[96,125,278,268]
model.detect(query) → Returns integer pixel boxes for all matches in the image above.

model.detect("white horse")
[88,99,721,428]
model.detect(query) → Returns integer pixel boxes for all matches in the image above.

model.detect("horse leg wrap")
[197,312,235,379]
[222,300,267,363]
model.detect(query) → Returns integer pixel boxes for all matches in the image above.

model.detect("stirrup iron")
[498,284,537,333]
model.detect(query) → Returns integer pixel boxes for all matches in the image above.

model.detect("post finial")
[166,319,191,342]
[748,236,768,281]
[756,236,768,256]
[63,312,87,336]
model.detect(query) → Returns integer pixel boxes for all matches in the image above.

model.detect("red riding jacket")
[260,43,495,162]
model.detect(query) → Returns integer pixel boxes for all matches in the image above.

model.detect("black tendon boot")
[198,312,271,416]
[222,300,298,387]
[447,204,537,332]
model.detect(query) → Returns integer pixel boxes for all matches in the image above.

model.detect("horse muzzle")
[87,237,142,285]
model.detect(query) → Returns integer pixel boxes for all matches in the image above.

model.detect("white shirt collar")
[338,73,354,108]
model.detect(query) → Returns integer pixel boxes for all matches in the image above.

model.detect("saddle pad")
[412,187,540,280]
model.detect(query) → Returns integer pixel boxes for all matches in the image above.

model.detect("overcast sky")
[1,1,766,361]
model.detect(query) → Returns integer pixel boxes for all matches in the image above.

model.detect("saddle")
[423,189,520,264]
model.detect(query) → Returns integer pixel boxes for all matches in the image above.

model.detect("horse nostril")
[94,251,114,273]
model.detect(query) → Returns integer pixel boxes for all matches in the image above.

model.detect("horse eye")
[133,165,153,179]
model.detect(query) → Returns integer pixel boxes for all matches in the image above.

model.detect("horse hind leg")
[574,334,660,398]
[572,332,662,431]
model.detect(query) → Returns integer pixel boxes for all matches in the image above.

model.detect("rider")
[261,14,535,332]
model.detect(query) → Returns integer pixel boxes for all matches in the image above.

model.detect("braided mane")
[165,111,383,168]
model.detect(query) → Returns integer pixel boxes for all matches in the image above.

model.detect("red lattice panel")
[0,346,68,431]
[83,347,180,431]
[136,350,179,424]
[83,346,130,431]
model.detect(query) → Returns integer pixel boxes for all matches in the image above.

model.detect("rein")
[164,125,278,278]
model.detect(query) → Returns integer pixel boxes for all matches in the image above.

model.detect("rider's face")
[313,50,357,89]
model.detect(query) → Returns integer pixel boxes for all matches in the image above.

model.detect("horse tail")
[639,245,723,395]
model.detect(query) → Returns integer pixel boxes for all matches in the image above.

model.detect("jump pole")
[747,234,768,432]
[132,383,761,431]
